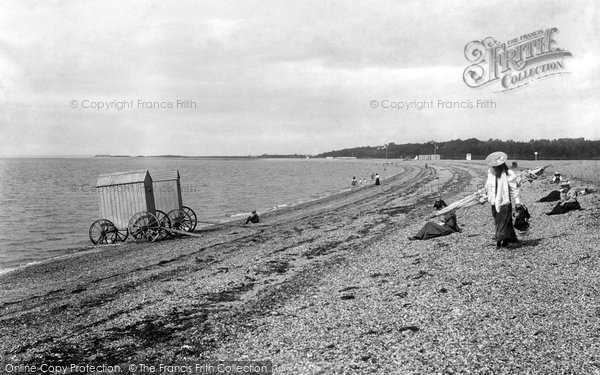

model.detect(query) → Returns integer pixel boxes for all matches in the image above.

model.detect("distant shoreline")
[93,154,314,159]
[3,154,600,161]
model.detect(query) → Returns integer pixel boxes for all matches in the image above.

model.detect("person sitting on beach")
[245,210,260,224]
[546,180,581,215]
[538,190,562,202]
[408,200,460,240]
[552,172,563,184]
[351,177,357,187]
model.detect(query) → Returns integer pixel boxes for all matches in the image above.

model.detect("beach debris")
[254,260,290,275]
[570,253,591,265]
[579,187,597,195]
[339,286,360,292]
[408,270,433,280]
[370,272,391,278]
[70,286,86,294]
[398,325,420,333]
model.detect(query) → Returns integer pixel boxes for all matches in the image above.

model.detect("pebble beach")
[1,160,599,374]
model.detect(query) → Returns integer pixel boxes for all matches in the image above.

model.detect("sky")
[0,0,599,156]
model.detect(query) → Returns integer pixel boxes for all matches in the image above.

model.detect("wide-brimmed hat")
[560,180,571,187]
[554,171,561,175]
[486,151,508,167]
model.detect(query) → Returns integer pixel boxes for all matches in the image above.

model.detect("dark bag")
[513,205,531,231]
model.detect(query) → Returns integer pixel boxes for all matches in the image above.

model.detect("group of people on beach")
[351,173,380,187]
[409,151,587,248]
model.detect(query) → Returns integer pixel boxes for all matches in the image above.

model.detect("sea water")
[0,157,402,272]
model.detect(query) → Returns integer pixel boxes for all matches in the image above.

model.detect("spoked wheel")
[128,212,162,243]
[155,209,171,240]
[89,219,118,245]
[166,209,193,235]
[113,228,129,242]
[182,206,197,231]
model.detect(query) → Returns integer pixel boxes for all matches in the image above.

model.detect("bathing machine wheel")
[154,209,171,240]
[182,206,197,231]
[89,219,128,244]
[128,212,163,243]
[166,209,194,234]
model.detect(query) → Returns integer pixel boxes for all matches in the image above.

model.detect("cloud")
[0,0,599,156]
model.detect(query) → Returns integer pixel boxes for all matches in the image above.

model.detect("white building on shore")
[416,154,440,161]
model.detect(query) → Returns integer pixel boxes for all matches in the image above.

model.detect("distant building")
[416,154,440,160]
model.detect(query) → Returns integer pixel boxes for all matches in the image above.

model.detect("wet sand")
[1,161,599,374]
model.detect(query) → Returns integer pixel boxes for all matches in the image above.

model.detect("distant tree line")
[257,154,309,158]
[318,138,600,160]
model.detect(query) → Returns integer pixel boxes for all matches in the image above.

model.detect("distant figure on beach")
[479,151,522,249]
[408,200,460,240]
[512,161,518,168]
[546,180,581,215]
[245,210,260,224]
[375,173,380,186]
[351,177,357,187]
[363,178,367,185]
[371,173,375,180]
[425,163,428,169]
[552,172,563,184]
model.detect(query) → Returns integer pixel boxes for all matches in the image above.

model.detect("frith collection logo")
[463,28,572,91]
